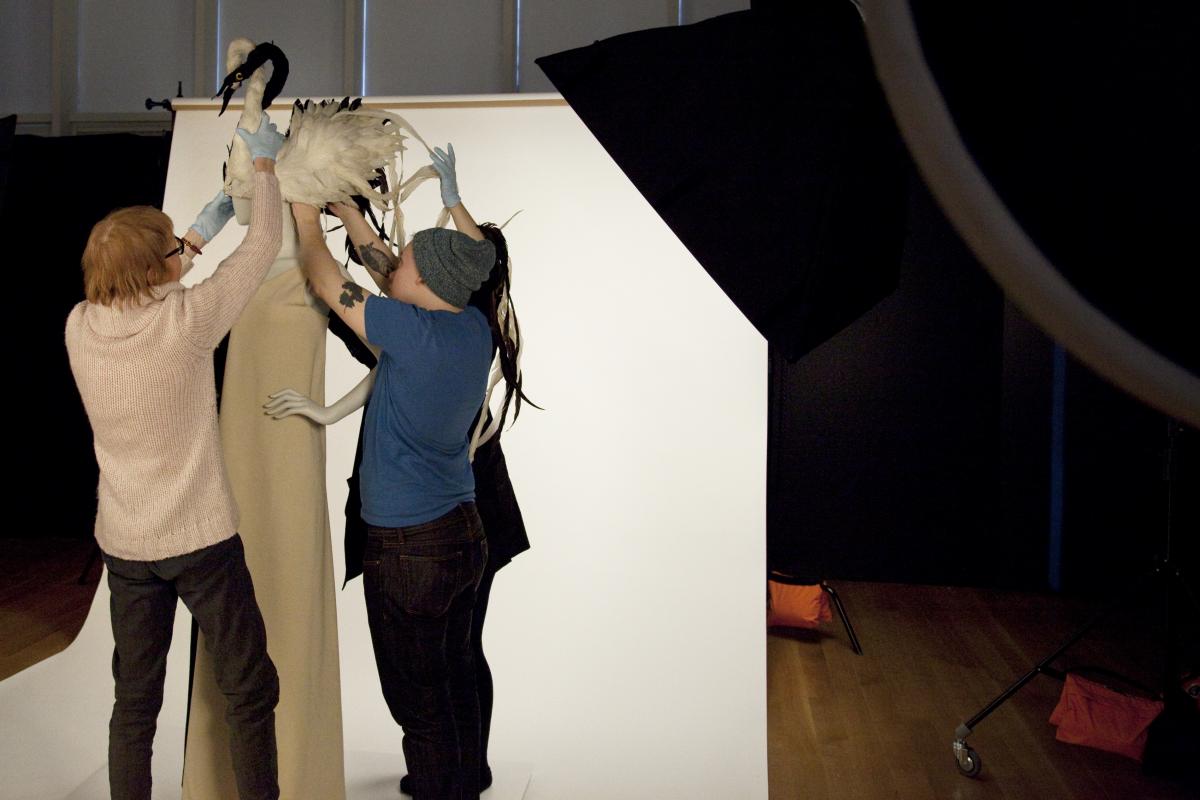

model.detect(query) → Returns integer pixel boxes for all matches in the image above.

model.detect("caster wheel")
[956,746,982,777]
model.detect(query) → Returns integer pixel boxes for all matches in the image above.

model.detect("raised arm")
[329,201,396,293]
[430,144,484,242]
[293,203,372,341]
[177,190,237,278]
[264,369,375,425]
[180,114,285,349]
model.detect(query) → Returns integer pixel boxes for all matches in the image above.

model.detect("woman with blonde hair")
[65,115,286,800]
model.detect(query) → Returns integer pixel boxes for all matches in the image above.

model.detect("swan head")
[214,39,289,116]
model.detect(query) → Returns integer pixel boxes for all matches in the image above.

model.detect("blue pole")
[1048,344,1066,591]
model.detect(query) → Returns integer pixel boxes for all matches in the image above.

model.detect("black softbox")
[537,1,908,361]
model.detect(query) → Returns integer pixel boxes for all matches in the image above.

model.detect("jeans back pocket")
[397,550,463,618]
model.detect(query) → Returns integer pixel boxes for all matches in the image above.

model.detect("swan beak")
[216,84,238,116]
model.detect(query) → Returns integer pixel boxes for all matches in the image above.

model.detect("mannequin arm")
[264,370,375,425]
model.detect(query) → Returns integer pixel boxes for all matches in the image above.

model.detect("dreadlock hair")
[468,222,538,431]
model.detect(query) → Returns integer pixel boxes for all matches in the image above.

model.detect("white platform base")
[66,743,530,800]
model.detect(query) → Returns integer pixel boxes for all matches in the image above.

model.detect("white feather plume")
[275,99,407,209]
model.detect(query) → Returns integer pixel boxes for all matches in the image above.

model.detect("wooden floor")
[0,537,101,681]
[768,581,1193,800]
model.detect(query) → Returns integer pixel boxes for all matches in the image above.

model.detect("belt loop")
[395,524,406,545]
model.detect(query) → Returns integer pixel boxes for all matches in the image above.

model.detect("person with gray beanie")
[291,143,495,800]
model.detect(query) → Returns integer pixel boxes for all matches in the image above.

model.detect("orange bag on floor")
[1049,673,1165,762]
[767,580,832,629]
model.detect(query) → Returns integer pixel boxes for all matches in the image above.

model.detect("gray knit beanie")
[412,228,496,308]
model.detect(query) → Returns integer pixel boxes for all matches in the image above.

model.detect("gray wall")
[0,1,53,115]
[0,0,748,134]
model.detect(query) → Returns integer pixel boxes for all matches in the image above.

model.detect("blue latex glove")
[429,144,460,208]
[189,190,235,241]
[235,112,285,161]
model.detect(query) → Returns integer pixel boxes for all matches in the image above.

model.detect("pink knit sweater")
[65,173,283,560]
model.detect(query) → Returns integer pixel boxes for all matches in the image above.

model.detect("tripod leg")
[1169,568,1200,616]
[1163,568,1200,693]
[952,568,1159,776]
[822,582,863,656]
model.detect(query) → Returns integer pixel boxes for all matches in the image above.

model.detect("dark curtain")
[4,131,172,540]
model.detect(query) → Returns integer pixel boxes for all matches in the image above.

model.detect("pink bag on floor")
[1049,673,1165,762]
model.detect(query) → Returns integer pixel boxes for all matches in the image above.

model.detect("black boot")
[400,767,493,795]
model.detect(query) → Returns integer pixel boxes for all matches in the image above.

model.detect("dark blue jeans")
[363,502,488,800]
[102,534,279,800]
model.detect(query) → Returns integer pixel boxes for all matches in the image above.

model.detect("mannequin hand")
[429,144,460,208]
[264,389,335,426]
[236,112,285,161]
[189,190,235,241]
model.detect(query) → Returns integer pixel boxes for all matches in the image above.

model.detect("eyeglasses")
[163,235,186,259]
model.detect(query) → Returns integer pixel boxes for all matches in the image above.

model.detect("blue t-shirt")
[361,295,493,526]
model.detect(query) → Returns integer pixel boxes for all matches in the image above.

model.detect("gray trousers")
[102,534,279,800]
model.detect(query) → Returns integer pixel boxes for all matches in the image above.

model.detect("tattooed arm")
[293,203,371,339]
[329,201,395,293]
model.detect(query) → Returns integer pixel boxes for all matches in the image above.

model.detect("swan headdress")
[216,37,438,241]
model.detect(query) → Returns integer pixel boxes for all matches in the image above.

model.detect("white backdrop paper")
[2,95,767,800]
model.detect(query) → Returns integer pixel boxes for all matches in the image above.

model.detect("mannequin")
[182,51,347,798]
[185,38,444,797]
